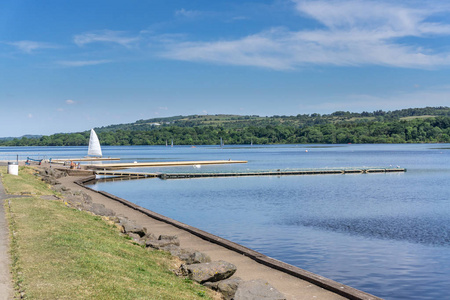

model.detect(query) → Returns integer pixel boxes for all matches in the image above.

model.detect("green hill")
[1,107,450,146]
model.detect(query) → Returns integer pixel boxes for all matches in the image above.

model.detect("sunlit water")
[2,144,449,299]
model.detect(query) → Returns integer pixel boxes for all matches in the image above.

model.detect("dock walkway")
[88,160,248,170]
[93,168,406,180]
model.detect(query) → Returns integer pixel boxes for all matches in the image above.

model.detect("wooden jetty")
[158,168,406,179]
[52,157,120,162]
[88,160,248,170]
[95,170,158,178]
[92,167,406,180]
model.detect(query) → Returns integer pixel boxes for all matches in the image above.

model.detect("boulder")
[128,233,146,246]
[118,217,147,237]
[204,277,243,300]
[143,232,157,241]
[146,235,180,249]
[146,239,179,249]
[41,175,59,185]
[180,260,236,284]
[65,195,85,206]
[39,167,67,179]
[88,203,115,217]
[234,279,286,300]
[52,185,70,193]
[162,245,211,264]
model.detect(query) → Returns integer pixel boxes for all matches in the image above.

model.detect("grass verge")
[2,167,216,299]
[1,166,53,195]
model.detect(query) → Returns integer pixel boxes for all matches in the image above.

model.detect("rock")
[41,175,59,185]
[65,195,84,206]
[144,232,157,241]
[162,245,211,264]
[128,233,146,245]
[118,217,147,237]
[52,185,70,193]
[39,167,67,179]
[158,235,178,242]
[146,239,179,249]
[234,279,286,300]
[88,203,115,217]
[146,235,180,249]
[204,277,243,300]
[180,260,237,284]
[71,190,92,204]
[218,277,244,300]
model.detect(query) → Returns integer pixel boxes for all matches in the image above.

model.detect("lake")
[2,144,449,299]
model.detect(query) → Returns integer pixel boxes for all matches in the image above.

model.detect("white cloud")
[57,60,112,67]
[65,99,76,105]
[27,113,33,118]
[160,0,450,70]
[175,8,202,18]
[6,40,57,53]
[73,30,139,48]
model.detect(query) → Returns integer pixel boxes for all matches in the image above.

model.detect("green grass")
[0,166,53,195]
[400,115,436,120]
[2,167,218,299]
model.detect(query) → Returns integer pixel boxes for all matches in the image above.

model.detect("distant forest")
[2,107,450,146]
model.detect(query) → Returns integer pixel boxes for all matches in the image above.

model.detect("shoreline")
[58,169,381,300]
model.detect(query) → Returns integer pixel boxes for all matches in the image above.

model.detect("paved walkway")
[0,178,13,300]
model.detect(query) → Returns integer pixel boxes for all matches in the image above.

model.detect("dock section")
[88,160,248,170]
[92,168,406,180]
[158,168,406,179]
[52,157,120,162]
[94,170,158,178]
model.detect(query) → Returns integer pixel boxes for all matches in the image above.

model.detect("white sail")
[87,129,102,157]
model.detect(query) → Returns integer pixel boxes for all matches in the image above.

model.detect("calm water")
[2,144,449,299]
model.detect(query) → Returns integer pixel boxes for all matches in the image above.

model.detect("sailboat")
[220,137,223,147]
[171,139,174,147]
[87,129,102,157]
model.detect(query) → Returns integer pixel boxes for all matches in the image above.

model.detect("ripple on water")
[285,215,450,246]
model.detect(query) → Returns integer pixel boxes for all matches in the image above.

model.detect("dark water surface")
[3,144,449,299]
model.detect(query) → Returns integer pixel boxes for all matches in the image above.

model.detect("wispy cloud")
[65,99,76,105]
[57,60,112,67]
[5,40,57,53]
[160,0,450,70]
[73,30,139,48]
[175,8,202,18]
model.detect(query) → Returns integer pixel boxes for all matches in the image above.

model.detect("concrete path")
[0,178,13,300]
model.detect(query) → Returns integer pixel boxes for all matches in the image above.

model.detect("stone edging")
[75,175,382,300]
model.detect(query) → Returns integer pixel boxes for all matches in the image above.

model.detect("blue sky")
[1,0,450,137]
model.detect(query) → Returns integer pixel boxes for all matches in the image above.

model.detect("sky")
[1,0,450,137]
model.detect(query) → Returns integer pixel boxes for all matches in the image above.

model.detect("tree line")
[2,116,449,146]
